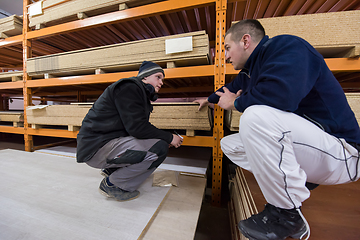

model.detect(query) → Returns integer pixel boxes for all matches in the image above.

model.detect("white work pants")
[221,105,360,209]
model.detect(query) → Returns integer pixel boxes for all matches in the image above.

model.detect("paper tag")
[165,36,193,54]
[28,1,43,17]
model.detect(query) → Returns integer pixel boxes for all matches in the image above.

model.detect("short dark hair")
[225,19,265,43]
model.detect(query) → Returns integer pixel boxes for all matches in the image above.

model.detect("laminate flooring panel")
[0,149,170,240]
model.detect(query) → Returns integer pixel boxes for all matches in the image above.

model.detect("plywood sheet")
[27,31,210,76]
[0,149,170,240]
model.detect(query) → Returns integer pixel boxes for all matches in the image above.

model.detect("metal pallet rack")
[0,0,359,205]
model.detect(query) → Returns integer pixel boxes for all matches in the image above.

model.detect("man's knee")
[148,140,169,169]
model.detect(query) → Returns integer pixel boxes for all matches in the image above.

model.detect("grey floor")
[0,133,232,240]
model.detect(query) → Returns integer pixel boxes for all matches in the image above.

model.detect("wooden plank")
[0,111,24,122]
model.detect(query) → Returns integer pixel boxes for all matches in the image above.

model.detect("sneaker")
[99,178,140,201]
[100,168,119,178]
[238,204,309,240]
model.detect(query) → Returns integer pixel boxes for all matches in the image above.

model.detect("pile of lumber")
[0,111,24,127]
[29,0,165,28]
[27,31,210,77]
[26,102,212,133]
[0,15,22,38]
[257,10,360,58]
[225,110,242,132]
[228,167,258,240]
[225,93,360,132]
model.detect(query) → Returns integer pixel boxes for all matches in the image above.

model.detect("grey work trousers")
[86,136,168,191]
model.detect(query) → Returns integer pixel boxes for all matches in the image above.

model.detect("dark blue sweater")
[208,35,360,144]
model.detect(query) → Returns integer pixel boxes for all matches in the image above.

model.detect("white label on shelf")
[165,36,193,54]
[28,1,43,17]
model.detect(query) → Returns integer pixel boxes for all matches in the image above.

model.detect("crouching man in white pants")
[196,19,360,240]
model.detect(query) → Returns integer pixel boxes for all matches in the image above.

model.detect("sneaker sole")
[98,188,140,202]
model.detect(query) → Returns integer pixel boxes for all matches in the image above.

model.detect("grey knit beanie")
[137,61,165,79]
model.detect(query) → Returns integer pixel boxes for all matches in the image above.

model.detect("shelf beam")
[26,65,214,88]
[0,126,24,134]
[26,0,215,40]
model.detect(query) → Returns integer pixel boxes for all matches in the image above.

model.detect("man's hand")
[215,87,242,110]
[170,134,183,148]
[193,98,214,111]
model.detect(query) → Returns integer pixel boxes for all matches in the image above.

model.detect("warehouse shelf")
[0,126,24,135]
[0,0,359,205]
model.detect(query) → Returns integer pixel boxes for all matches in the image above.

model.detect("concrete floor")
[0,133,232,240]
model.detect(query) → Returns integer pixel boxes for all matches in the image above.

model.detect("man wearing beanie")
[76,61,183,201]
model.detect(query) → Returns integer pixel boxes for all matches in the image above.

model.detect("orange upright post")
[23,0,33,151]
[212,0,227,206]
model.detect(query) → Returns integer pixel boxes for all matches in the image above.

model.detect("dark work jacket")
[76,77,173,163]
[208,35,360,144]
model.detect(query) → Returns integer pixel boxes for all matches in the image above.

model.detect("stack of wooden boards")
[0,15,23,39]
[225,93,360,132]
[29,0,166,28]
[26,102,212,135]
[228,167,258,240]
[257,10,360,58]
[26,31,210,77]
[0,71,23,82]
[0,111,24,127]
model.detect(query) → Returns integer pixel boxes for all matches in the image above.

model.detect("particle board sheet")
[346,93,360,125]
[140,174,207,240]
[29,0,165,28]
[257,10,360,58]
[0,15,22,38]
[26,31,210,76]
[150,102,212,131]
[0,149,171,240]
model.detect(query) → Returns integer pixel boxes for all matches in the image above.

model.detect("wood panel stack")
[150,102,212,136]
[0,15,23,38]
[26,102,212,134]
[225,110,242,132]
[29,0,166,28]
[0,111,24,127]
[26,31,210,77]
[0,71,23,82]
[346,93,360,125]
[228,167,258,240]
[258,10,360,58]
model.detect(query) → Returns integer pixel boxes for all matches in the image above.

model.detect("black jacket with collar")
[76,77,173,163]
